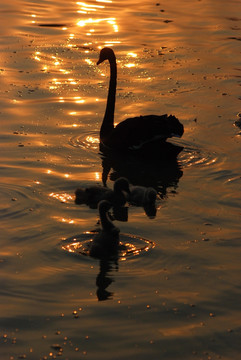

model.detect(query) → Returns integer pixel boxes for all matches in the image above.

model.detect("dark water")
[1,0,241,359]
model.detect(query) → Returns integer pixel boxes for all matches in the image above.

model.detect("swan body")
[129,184,157,218]
[97,47,184,153]
[108,177,157,218]
[89,200,120,259]
[75,177,130,208]
[106,177,157,206]
[129,185,157,206]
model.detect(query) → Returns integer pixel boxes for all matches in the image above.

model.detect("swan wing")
[108,114,183,149]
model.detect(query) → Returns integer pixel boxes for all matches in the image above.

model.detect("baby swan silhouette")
[75,177,130,209]
[129,183,157,218]
[89,200,120,259]
[129,185,157,207]
[97,47,184,153]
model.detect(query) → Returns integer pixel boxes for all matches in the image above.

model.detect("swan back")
[75,179,129,208]
[75,186,110,208]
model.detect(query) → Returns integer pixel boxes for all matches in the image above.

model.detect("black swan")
[97,47,184,153]
[129,184,157,207]
[89,200,120,259]
[115,177,157,218]
[75,177,130,208]
[129,185,157,218]
[101,177,156,207]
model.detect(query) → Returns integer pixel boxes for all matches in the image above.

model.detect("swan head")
[168,115,184,138]
[98,199,112,213]
[97,47,115,65]
[114,177,130,194]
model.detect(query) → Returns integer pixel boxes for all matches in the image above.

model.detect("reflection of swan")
[97,47,184,153]
[89,200,120,259]
[96,259,118,301]
[75,177,130,208]
[101,150,183,197]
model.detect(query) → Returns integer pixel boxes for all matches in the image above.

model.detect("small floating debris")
[227,36,241,41]
[72,310,79,318]
[38,23,67,27]
[51,344,63,351]
[234,113,241,128]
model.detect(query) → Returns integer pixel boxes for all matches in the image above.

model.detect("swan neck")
[100,207,114,231]
[101,56,117,140]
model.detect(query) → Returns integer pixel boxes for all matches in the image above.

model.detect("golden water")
[0,0,241,359]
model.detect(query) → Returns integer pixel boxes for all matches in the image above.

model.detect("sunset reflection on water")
[1,0,241,359]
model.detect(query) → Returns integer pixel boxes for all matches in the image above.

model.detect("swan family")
[75,177,158,258]
[73,47,184,259]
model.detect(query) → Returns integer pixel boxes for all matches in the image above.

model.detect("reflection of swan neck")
[100,55,117,142]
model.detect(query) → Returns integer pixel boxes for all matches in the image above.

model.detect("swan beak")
[97,59,103,65]
[97,57,105,65]
[171,133,181,138]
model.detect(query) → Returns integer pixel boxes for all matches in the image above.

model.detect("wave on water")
[0,183,40,222]
[61,232,155,261]
[68,130,99,155]
[176,140,220,168]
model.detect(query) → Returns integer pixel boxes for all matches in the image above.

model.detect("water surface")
[1,0,241,359]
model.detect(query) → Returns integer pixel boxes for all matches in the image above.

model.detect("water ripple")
[68,130,99,156]
[61,232,155,261]
[177,140,220,168]
[0,183,39,222]
[68,134,220,171]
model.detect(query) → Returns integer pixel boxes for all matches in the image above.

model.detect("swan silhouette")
[99,177,156,207]
[97,47,184,153]
[75,177,130,208]
[89,200,120,259]
[129,184,157,207]
[109,177,157,218]
[129,184,157,218]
